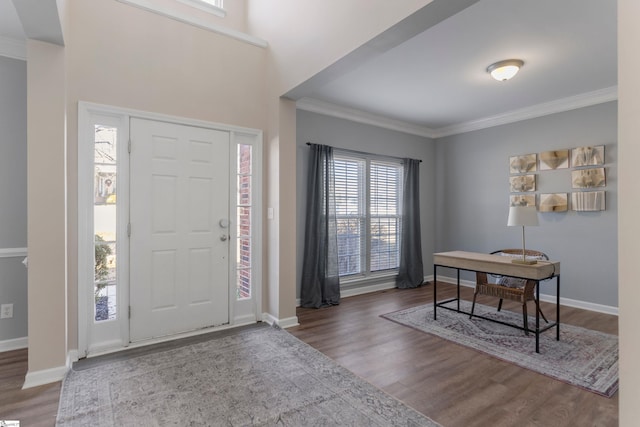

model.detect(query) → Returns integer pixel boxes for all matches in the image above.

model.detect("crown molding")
[0,36,27,61]
[296,97,437,138]
[297,86,618,139]
[432,86,618,138]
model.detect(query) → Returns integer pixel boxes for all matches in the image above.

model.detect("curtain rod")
[305,142,422,163]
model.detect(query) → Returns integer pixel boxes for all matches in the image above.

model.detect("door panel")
[130,118,230,342]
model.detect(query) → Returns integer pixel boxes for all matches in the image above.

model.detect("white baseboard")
[0,336,28,352]
[67,349,79,367]
[22,364,68,389]
[538,295,618,316]
[262,313,300,328]
[295,279,412,307]
[342,281,397,298]
[233,314,260,326]
[433,275,619,316]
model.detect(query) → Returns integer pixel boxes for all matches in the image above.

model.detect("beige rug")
[56,324,440,426]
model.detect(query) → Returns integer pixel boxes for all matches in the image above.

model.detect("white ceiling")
[0,1,24,40]
[293,0,617,137]
[0,0,617,138]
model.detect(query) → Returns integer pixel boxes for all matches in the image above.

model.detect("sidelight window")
[236,144,252,299]
[93,125,118,321]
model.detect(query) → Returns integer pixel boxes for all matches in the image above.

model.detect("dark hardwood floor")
[288,282,618,427]
[0,282,618,426]
[0,348,61,426]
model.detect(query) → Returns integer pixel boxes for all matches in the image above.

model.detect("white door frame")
[77,101,263,357]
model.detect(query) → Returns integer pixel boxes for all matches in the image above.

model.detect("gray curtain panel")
[396,158,424,289]
[300,144,340,308]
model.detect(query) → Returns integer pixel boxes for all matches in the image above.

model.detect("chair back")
[491,249,548,260]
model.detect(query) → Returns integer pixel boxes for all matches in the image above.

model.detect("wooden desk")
[433,251,560,353]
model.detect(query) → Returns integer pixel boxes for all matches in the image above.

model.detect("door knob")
[220,234,228,241]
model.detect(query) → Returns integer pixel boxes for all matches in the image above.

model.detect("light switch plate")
[1,303,13,319]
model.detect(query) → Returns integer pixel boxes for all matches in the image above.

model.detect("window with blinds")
[334,153,403,278]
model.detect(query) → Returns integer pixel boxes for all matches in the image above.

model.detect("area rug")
[56,325,440,426]
[381,301,618,397]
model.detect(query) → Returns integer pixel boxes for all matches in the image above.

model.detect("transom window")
[334,152,403,279]
[176,0,225,16]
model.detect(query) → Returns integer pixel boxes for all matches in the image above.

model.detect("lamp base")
[511,259,537,265]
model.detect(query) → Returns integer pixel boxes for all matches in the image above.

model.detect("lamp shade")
[507,205,539,227]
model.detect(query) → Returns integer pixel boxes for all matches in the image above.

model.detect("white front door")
[129,118,230,342]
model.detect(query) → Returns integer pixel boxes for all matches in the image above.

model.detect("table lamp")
[507,205,539,265]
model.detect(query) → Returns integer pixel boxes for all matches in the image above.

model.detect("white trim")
[538,294,618,316]
[0,36,27,61]
[342,281,397,298]
[435,275,619,316]
[22,364,68,389]
[297,87,618,139]
[232,314,261,326]
[67,349,79,366]
[115,0,267,48]
[0,247,27,258]
[78,101,264,357]
[297,97,436,138]
[77,108,130,358]
[295,281,398,307]
[84,322,257,358]
[0,336,28,352]
[262,313,300,329]
[175,0,226,17]
[433,86,619,138]
[79,101,263,136]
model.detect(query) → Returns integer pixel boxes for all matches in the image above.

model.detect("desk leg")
[536,280,540,353]
[457,269,460,312]
[556,275,561,341]
[433,265,437,320]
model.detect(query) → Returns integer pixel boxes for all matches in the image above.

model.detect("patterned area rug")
[381,301,618,397]
[56,325,440,426]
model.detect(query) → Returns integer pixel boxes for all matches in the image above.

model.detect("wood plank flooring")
[0,348,61,426]
[288,282,618,427]
[0,282,618,426]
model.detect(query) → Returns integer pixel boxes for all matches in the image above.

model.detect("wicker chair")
[469,249,549,335]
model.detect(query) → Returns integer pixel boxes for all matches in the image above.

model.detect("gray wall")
[0,56,28,342]
[436,102,618,308]
[296,110,436,298]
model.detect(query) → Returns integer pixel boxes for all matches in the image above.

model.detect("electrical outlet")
[1,303,13,319]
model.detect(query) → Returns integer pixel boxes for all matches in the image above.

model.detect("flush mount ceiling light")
[487,59,524,81]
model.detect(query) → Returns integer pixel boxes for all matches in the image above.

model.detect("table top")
[433,250,560,280]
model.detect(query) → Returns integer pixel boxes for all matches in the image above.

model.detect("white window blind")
[334,152,403,278]
[370,162,402,272]
[334,157,365,276]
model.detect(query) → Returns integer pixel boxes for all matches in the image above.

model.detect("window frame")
[333,150,403,284]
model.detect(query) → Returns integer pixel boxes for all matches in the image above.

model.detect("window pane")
[370,162,400,216]
[238,143,252,174]
[337,218,362,276]
[238,175,251,206]
[370,217,400,271]
[334,158,364,216]
[94,125,118,322]
[237,269,251,299]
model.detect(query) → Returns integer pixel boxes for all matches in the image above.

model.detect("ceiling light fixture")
[487,59,524,81]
